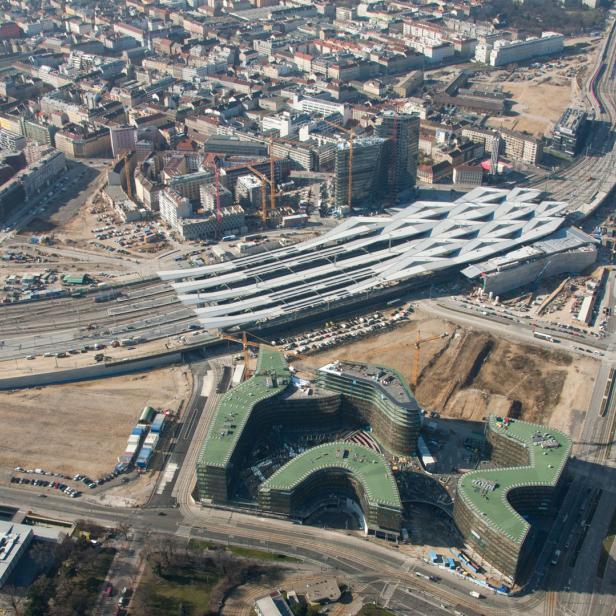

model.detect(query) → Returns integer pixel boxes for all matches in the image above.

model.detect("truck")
[469,591,482,599]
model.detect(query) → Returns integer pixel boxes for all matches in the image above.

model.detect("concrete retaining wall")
[0,351,183,390]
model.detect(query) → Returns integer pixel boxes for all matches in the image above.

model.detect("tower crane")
[247,165,274,226]
[412,330,449,388]
[269,135,276,216]
[323,119,355,213]
[219,331,273,380]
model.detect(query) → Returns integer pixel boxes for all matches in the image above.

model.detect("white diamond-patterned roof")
[159,188,568,330]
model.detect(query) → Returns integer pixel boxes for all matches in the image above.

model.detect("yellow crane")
[269,135,276,215]
[324,119,355,212]
[219,331,273,380]
[412,330,448,388]
[247,165,274,226]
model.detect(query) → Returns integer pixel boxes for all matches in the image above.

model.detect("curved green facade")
[315,361,421,455]
[258,442,402,533]
[453,416,571,581]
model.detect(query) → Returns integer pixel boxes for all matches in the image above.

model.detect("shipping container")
[125,442,139,454]
[144,433,159,448]
[136,447,153,469]
[139,406,155,424]
[151,413,165,433]
[128,434,140,445]
[131,425,146,436]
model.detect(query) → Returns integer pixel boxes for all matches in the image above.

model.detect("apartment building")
[462,126,542,165]
[110,125,138,158]
[500,129,543,165]
[484,32,564,67]
[0,129,26,151]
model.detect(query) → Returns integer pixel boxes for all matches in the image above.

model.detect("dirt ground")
[297,310,596,433]
[0,366,192,480]
[488,81,573,137]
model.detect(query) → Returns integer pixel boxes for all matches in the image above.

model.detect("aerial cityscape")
[0,0,615,615]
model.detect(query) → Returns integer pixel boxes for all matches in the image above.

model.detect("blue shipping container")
[151,413,165,433]
[136,448,153,469]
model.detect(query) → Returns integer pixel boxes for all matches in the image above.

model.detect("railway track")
[0,287,180,336]
[528,17,616,212]
[0,297,183,336]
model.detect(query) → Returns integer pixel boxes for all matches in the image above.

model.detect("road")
[1,21,616,616]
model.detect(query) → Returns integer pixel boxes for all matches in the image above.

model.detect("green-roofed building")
[62,273,90,285]
[258,442,402,535]
[454,416,571,582]
[196,349,425,537]
[315,360,421,455]
[196,348,293,502]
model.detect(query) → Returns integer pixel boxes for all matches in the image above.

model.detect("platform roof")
[159,188,570,332]
[457,416,571,544]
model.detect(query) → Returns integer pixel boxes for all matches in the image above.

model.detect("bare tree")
[3,585,24,616]
[116,522,131,541]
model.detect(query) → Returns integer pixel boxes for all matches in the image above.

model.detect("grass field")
[187,538,300,563]
[133,561,219,616]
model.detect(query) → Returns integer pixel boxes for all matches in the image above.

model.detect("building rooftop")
[197,348,291,469]
[260,441,401,509]
[318,360,419,410]
[457,416,571,544]
[555,107,588,134]
[0,520,33,587]
[160,187,569,332]
[461,226,597,279]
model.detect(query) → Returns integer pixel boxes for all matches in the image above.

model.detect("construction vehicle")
[412,330,449,387]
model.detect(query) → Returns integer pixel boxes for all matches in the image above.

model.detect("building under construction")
[334,136,387,209]
[375,111,420,197]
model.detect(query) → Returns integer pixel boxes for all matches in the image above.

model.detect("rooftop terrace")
[457,416,571,544]
[260,441,402,509]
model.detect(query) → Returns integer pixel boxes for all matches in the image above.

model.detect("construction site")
[295,308,597,437]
